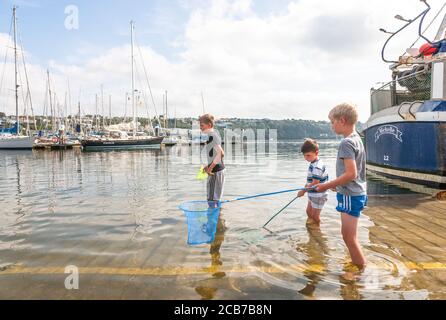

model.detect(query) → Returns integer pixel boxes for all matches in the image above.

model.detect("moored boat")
[80,131,163,151]
[362,1,446,188]
[80,20,163,151]
[0,135,34,150]
[0,7,34,150]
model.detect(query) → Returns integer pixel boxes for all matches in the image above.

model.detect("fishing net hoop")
[179,200,221,213]
[179,200,222,245]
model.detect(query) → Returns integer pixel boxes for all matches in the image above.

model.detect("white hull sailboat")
[0,135,34,149]
[0,7,33,150]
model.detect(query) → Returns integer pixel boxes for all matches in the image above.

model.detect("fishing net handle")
[222,187,315,204]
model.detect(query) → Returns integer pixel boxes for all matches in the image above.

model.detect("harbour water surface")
[0,141,445,299]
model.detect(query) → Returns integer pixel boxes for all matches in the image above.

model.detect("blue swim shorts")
[336,193,368,218]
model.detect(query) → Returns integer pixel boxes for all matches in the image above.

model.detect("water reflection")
[195,214,228,300]
[367,171,441,197]
[0,142,445,299]
[339,269,363,300]
[298,224,329,299]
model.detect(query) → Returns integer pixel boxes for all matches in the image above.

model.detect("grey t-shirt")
[336,132,367,196]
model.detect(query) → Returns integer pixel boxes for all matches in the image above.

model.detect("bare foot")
[342,261,366,281]
[306,218,320,228]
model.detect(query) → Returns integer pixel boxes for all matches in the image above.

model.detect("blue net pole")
[263,196,300,228]
[179,187,315,245]
[222,187,314,203]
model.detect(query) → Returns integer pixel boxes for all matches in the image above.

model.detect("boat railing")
[371,67,431,114]
[397,101,412,119]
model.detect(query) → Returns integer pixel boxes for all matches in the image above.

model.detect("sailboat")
[0,7,34,150]
[161,91,191,146]
[80,21,163,151]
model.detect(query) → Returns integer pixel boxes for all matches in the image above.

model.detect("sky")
[0,0,445,121]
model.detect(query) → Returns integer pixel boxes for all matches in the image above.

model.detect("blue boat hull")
[364,121,446,188]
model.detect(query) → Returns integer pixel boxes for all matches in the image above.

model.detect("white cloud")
[1,0,444,122]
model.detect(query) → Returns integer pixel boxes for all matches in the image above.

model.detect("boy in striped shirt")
[297,139,329,225]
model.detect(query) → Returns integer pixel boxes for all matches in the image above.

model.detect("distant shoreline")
[0,114,363,140]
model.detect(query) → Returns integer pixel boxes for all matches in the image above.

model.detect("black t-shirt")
[206,131,225,173]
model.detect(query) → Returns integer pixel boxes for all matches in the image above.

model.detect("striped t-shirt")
[307,158,329,197]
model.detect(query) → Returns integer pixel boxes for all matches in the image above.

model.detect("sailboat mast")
[109,94,112,126]
[78,101,81,134]
[131,20,136,138]
[101,84,104,128]
[53,92,57,130]
[13,6,19,136]
[67,78,72,130]
[78,87,82,134]
[95,94,98,131]
[64,92,68,128]
[47,70,54,131]
[165,90,168,129]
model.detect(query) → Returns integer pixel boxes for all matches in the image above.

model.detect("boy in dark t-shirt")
[199,114,225,207]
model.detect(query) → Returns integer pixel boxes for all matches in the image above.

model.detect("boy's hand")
[204,166,214,175]
[314,183,330,193]
[297,190,306,198]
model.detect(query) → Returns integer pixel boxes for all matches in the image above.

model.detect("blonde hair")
[329,103,358,125]
[199,113,215,127]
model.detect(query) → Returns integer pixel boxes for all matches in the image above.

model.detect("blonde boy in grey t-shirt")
[315,103,368,269]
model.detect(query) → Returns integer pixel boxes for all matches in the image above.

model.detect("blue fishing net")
[179,201,221,245]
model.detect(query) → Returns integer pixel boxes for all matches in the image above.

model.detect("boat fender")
[414,65,428,81]
[397,70,413,87]
[419,43,438,56]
